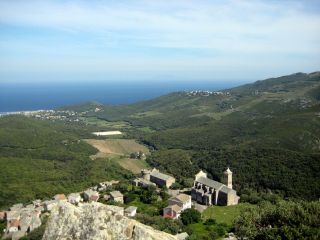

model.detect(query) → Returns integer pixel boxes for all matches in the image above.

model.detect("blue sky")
[0,0,320,83]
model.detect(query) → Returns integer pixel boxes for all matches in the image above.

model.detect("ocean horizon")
[0,80,247,112]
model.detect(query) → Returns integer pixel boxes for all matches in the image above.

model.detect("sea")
[0,80,247,112]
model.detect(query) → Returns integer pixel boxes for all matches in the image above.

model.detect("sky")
[0,0,320,83]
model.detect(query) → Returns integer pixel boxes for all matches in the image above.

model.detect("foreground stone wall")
[42,202,179,240]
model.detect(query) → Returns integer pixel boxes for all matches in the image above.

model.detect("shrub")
[180,208,201,225]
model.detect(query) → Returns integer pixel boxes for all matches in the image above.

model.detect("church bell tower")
[223,167,233,189]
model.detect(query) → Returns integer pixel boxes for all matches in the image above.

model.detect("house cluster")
[185,90,230,97]
[163,194,192,219]
[0,202,42,240]
[191,168,240,206]
[0,180,133,240]
[134,168,175,188]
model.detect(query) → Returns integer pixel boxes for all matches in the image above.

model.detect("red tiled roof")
[54,194,66,200]
[9,219,20,228]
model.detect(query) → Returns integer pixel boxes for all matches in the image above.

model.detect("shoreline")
[0,109,52,117]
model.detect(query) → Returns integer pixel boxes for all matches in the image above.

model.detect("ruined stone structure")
[191,169,240,206]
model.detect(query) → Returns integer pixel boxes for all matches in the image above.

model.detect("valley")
[1,72,320,239]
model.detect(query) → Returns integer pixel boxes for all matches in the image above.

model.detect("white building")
[68,193,82,205]
[124,206,138,217]
[163,194,192,219]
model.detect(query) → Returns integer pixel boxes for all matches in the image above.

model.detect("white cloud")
[0,0,319,81]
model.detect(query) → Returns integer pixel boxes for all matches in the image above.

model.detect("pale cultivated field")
[84,139,150,174]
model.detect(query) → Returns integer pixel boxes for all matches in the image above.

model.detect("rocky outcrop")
[42,201,179,240]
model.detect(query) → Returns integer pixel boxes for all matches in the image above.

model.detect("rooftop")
[110,191,123,198]
[150,170,174,181]
[196,176,224,190]
[171,194,190,203]
[125,206,138,213]
[166,204,182,213]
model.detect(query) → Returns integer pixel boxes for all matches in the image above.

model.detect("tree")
[180,208,201,225]
[234,200,320,240]
[140,186,157,204]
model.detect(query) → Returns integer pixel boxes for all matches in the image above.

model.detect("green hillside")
[64,72,320,200]
[0,116,132,208]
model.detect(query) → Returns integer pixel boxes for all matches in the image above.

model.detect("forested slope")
[64,72,320,200]
[0,116,131,208]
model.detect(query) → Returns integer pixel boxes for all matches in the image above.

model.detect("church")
[191,168,240,206]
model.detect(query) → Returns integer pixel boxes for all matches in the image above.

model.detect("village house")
[163,204,183,219]
[6,210,20,222]
[7,219,20,233]
[109,191,124,204]
[43,200,59,212]
[9,203,23,211]
[32,200,42,207]
[191,168,240,206]
[4,205,42,238]
[176,232,189,240]
[68,193,82,205]
[124,206,138,217]
[139,168,176,188]
[168,194,192,211]
[19,209,41,233]
[0,211,5,220]
[163,194,192,219]
[83,189,100,202]
[53,193,67,201]
[133,178,156,188]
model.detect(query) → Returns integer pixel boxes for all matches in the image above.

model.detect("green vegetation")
[0,115,132,209]
[2,72,320,239]
[234,200,320,240]
[180,208,201,225]
[203,203,252,226]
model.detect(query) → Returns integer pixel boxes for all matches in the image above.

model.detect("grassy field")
[202,203,253,225]
[187,203,253,239]
[116,157,149,174]
[79,116,131,129]
[85,139,150,174]
[85,139,150,156]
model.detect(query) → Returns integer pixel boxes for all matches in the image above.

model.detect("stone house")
[84,189,100,202]
[163,194,191,219]
[109,191,124,204]
[43,200,59,212]
[53,194,66,201]
[141,168,175,188]
[68,193,82,205]
[6,211,20,221]
[191,169,240,206]
[124,206,138,217]
[163,204,182,219]
[168,194,192,211]
[32,200,42,207]
[133,178,156,188]
[9,203,23,211]
[0,211,5,220]
[7,219,20,233]
[176,232,189,240]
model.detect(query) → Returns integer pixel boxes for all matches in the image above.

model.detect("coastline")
[0,109,51,117]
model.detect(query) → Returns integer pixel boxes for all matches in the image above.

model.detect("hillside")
[0,115,132,208]
[63,72,320,200]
